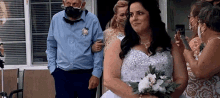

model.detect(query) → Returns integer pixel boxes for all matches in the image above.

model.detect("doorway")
[97,0,118,31]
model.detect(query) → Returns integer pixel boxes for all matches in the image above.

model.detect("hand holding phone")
[180,35,192,51]
[175,24,185,36]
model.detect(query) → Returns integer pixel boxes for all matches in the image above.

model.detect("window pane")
[33,34,47,62]
[51,3,63,18]
[51,0,62,2]
[0,0,26,65]
[0,20,25,42]
[4,43,26,65]
[31,4,50,34]
[2,0,24,18]
[31,0,49,3]
[31,1,62,63]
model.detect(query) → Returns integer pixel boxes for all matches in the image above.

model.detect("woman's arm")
[184,39,220,79]
[103,39,139,98]
[170,42,188,98]
[188,37,202,57]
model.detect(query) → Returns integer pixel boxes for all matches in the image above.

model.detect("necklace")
[140,42,150,49]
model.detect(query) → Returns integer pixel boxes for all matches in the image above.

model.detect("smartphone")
[175,24,185,36]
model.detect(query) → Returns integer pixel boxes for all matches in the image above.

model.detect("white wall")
[167,0,197,40]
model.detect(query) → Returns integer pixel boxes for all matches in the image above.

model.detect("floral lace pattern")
[103,28,124,53]
[102,28,124,94]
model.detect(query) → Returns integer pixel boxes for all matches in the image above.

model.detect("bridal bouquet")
[129,66,180,98]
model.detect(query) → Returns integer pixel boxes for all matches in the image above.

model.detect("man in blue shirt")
[46,0,103,98]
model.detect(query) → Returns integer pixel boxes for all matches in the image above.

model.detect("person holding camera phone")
[175,1,220,97]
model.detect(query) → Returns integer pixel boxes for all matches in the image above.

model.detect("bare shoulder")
[206,37,220,50]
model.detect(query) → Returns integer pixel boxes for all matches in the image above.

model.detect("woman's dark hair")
[198,5,220,32]
[190,1,212,38]
[191,1,212,17]
[119,0,172,59]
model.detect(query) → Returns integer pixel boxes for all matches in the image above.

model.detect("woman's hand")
[92,40,104,52]
[174,31,189,54]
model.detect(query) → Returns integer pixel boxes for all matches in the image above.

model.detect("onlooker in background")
[103,0,128,53]
[179,2,220,97]
[175,1,210,56]
[101,0,128,94]
[0,1,7,58]
[46,0,103,98]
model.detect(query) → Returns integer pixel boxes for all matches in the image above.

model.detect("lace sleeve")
[103,28,115,51]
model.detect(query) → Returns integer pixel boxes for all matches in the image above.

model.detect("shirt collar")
[63,9,86,22]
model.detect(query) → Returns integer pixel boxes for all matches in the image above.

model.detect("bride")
[101,0,188,98]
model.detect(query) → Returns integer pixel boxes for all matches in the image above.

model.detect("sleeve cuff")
[48,65,56,74]
[92,69,103,78]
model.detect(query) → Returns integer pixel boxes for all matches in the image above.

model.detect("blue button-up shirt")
[46,10,103,78]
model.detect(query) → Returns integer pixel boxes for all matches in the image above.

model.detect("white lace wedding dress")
[101,36,174,98]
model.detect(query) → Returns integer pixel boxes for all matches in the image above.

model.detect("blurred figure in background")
[0,1,7,58]
[176,1,220,97]
[101,0,128,95]
[175,1,211,59]
[103,0,128,53]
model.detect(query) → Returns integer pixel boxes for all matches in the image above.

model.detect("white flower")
[138,74,156,93]
[82,28,88,36]
[152,79,166,93]
[138,77,150,93]
[147,74,156,86]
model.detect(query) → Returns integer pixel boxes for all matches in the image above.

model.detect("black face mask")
[65,6,83,19]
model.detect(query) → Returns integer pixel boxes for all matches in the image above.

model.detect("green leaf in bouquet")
[173,83,181,88]
[128,82,140,94]
[165,82,181,94]
[145,72,148,76]
[160,82,169,87]
[134,90,140,94]
[155,71,165,79]
[143,88,152,93]
[164,77,171,80]
[149,65,156,74]
[168,86,175,92]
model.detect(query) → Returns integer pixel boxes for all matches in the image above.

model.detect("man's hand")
[92,40,104,53]
[88,75,99,90]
